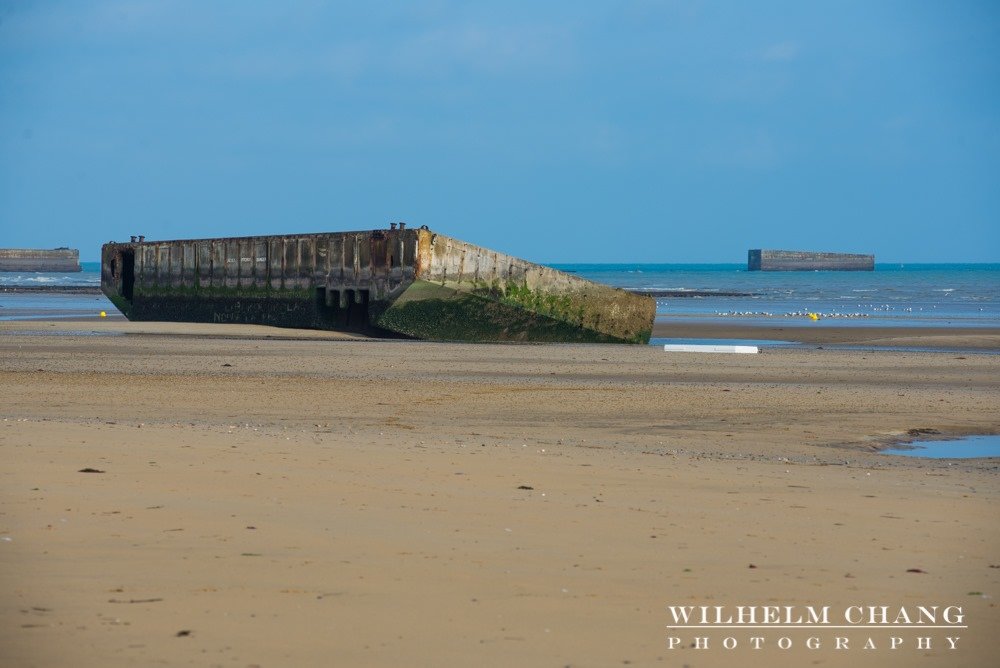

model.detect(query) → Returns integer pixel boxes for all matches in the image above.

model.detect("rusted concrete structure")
[0,248,80,272]
[748,249,874,271]
[101,226,654,343]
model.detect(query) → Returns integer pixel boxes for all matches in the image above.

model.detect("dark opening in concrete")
[121,249,135,301]
[316,286,369,330]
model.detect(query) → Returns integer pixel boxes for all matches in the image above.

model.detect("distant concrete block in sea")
[0,247,81,272]
[748,249,874,271]
[101,225,655,343]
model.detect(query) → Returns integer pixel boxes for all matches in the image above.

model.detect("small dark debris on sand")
[78,468,105,474]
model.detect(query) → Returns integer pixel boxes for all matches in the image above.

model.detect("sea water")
[0,262,113,320]
[3,262,999,327]
[555,263,1000,327]
[0,261,102,288]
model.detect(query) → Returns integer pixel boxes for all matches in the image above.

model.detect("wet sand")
[6,316,1000,350]
[1,320,998,667]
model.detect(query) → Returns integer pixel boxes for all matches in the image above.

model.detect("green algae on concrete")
[134,284,313,300]
[374,280,630,343]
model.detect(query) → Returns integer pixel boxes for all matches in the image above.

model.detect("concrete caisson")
[101,227,655,343]
[748,249,874,271]
[0,248,81,272]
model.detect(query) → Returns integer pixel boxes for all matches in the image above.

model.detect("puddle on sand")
[883,434,1000,459]
[650,337,796,348]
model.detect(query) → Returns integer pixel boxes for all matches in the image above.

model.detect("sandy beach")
[1,320,998,667]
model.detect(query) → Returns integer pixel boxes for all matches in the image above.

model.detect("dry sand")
[1,320,998,667]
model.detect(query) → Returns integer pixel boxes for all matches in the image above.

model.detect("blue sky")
[1,1,998,262]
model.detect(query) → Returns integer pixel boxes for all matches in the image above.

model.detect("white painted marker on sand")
[663,344,759,354]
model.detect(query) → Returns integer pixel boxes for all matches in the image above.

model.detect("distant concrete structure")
[0,248,81,272]
[101,226,655,343]
[748,249,874,271]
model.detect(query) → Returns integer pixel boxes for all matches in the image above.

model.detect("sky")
[1,1,998,263]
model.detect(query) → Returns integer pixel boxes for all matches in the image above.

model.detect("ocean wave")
[0,270,101,287]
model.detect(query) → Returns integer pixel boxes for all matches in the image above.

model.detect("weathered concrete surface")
[0,248,80,272]
[102,227,654,343]
[748,249,874,271]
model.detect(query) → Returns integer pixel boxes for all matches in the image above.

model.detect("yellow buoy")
[807,313,819,321]
[99,311,107,318]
